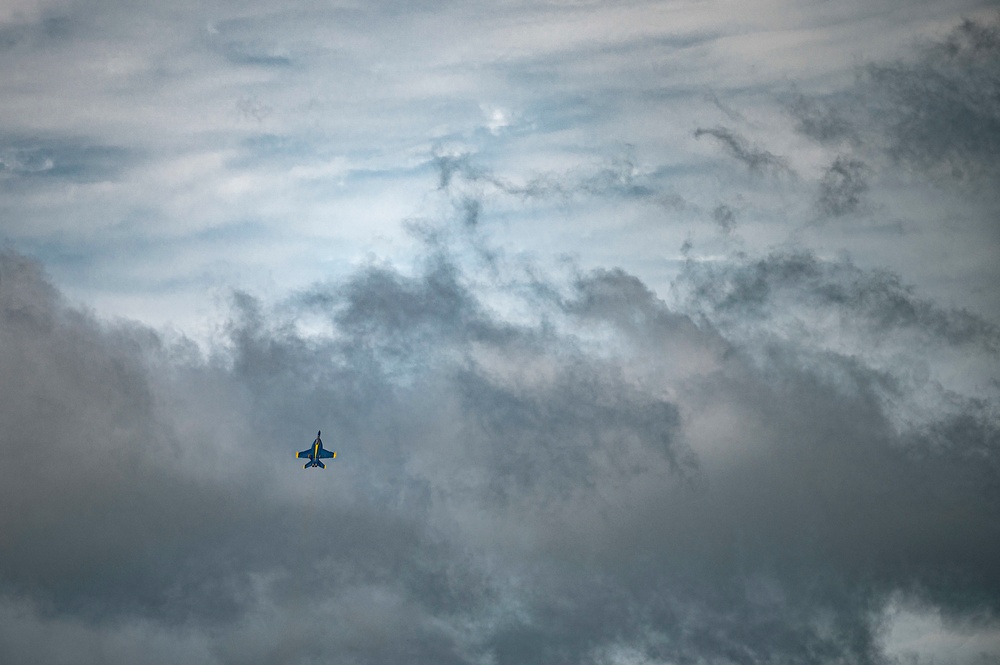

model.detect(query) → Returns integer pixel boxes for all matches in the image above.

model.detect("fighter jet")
[296,430,337,469]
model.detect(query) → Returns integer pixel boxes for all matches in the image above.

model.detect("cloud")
[429,147,675,223]
[866,16,1000,183]
[694,126,793,177]
[817,156,870,217]
[0,135,136,183]
[2,194,999,663]
[712,203,737,234]
[1,4,1000,664]
[790,15,1000,187]
[208,17,297,68]
[0,14,73,51]
[676,249,999,353]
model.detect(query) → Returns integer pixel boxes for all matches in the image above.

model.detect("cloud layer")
[2,3,999,664]
[2,195,998,663]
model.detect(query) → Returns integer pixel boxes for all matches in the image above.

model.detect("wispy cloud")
[694,126,794,177]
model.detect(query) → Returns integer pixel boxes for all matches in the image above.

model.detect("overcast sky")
[2,1,999,664]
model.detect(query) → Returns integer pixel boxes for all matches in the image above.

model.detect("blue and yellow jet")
[296,430,337,469]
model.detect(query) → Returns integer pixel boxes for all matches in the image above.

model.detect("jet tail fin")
[316,460,326,469]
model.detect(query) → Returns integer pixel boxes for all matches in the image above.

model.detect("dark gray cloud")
[677,249,1000,354]
[431,149,659,203]
[694,126,793,177]
[790,15,1000,187]
[788,90,858,145]
[866,16,1000,183]
[0,248,493,662]
[2,200,999,663]
[817,156,870,217]
[712,203,737,233]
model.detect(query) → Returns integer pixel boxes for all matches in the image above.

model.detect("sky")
[1,1,999,663]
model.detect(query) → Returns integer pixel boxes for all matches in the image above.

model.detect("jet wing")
[296,449,313,459]
[319,449,336,459]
